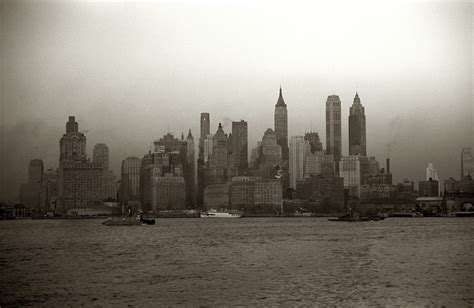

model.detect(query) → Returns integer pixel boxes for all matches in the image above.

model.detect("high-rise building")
[232,120,248,173]
[19,159,44,211]
[289,136,308,189]
[326,95,342,171]
[203,134,214,163]
[260,128,282,169]
[93,143,116,200]
[274,87,288,161]
[186,129,196,206]
[419,179,439,197]
[59,116,87,162]
[304,132,323,153]
[199,113,210,160]
[305,151,335,177]
[41,168,58,213]
[210,123,228,169]
[339,155,370,197]
[348,92,366,156]
[296,175,345,210]
[121,157,141,204]
[58,116,106,213]
[461,147,474,178]
[93,143,109,170]
[151,175,186,211]
[426,163,439,181]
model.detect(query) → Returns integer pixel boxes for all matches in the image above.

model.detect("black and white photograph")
[0,0,473,306]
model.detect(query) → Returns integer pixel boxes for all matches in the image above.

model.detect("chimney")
[386,158,390,174]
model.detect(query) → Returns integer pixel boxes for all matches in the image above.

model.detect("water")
[1,218,473,306]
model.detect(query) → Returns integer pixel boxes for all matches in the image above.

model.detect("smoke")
[221,117,233,130]
[386,116,402,158]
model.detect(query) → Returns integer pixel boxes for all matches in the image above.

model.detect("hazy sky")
[1,0,472,202]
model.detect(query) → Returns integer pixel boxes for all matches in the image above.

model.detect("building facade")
[339,155,370,197]
[121,157,141,204]
[461,147,474,178]
[232,120,248,173]
[274,87,288,161]
[289,136,308,189]
[348,92,366,156]
[326,95,342,171]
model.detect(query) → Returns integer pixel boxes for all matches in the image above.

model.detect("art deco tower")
[274,87,288,161]
[348,92,366,156]
[199,113,210,160]
[326,95,342,167]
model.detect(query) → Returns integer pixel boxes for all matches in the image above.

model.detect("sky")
[0,0,472,202]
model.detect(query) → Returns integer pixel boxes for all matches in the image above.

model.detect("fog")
[1,0,472,201]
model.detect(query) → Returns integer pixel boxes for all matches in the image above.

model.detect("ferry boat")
[200,209,242,218]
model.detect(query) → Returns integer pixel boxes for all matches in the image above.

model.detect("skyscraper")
[289,136,307,189]
[121,157,141,204]
[461,147,474,178]
[93,143,116,199]
[59,116,87,162]
[93,143,109,170]
[58,116,105,213]
[199,113,210,160]
[232,120,248,173]
[426,162,439,181]
[274,87,288,161]
[186,129,196,206]
[326,95,342,171]
[210,123,228,169]
[19,159,44,211]
[348,92,366,156]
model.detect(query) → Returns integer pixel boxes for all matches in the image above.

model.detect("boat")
[102,216,142,226]
[328,212,384,222]
[102,214,156,226]
[200,209,242,218]
[454,211,474,217]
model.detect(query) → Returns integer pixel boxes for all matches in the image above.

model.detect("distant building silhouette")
[186,129,196,206]
[326,95,342,173]
[210,123,228,169]
[19,159,44,212]
[339,155,370,198]
[93,143,116,200]
[199,113,210,160]
[348,92,366,156]
[121,157,141,204]
[461,147,474,178]
[232,120,248,174]
[289,136,307,189]
[274,87,288,161]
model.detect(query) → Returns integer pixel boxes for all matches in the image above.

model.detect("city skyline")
[1,1,472,202]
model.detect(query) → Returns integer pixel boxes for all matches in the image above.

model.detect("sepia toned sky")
[0,0,472,202]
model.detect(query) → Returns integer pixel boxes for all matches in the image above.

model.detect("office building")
[232,120,248,173]
[348,92,366,156]
[121,157,141,204]
[339,155,370,197]
[326,95,342,169]
[461,147,474,178]
[289,136,308,189]
[274,87,288,161]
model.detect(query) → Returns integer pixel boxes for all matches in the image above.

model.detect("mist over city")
[0,1,473,307]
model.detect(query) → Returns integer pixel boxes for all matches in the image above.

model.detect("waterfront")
[1,218,473,306]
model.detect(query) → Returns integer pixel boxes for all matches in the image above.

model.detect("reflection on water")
[1,218,473,306]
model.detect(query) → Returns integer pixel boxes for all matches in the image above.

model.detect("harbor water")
[1,217,473,306]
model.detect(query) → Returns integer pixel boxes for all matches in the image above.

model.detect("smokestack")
[386,158,390,174]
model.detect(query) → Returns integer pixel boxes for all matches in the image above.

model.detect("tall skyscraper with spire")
[348,92,366,156]
[199,113,210,160]
[274,87,288,161]
[326,95,342,171]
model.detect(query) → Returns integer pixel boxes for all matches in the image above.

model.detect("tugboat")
[102,207,155,226]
